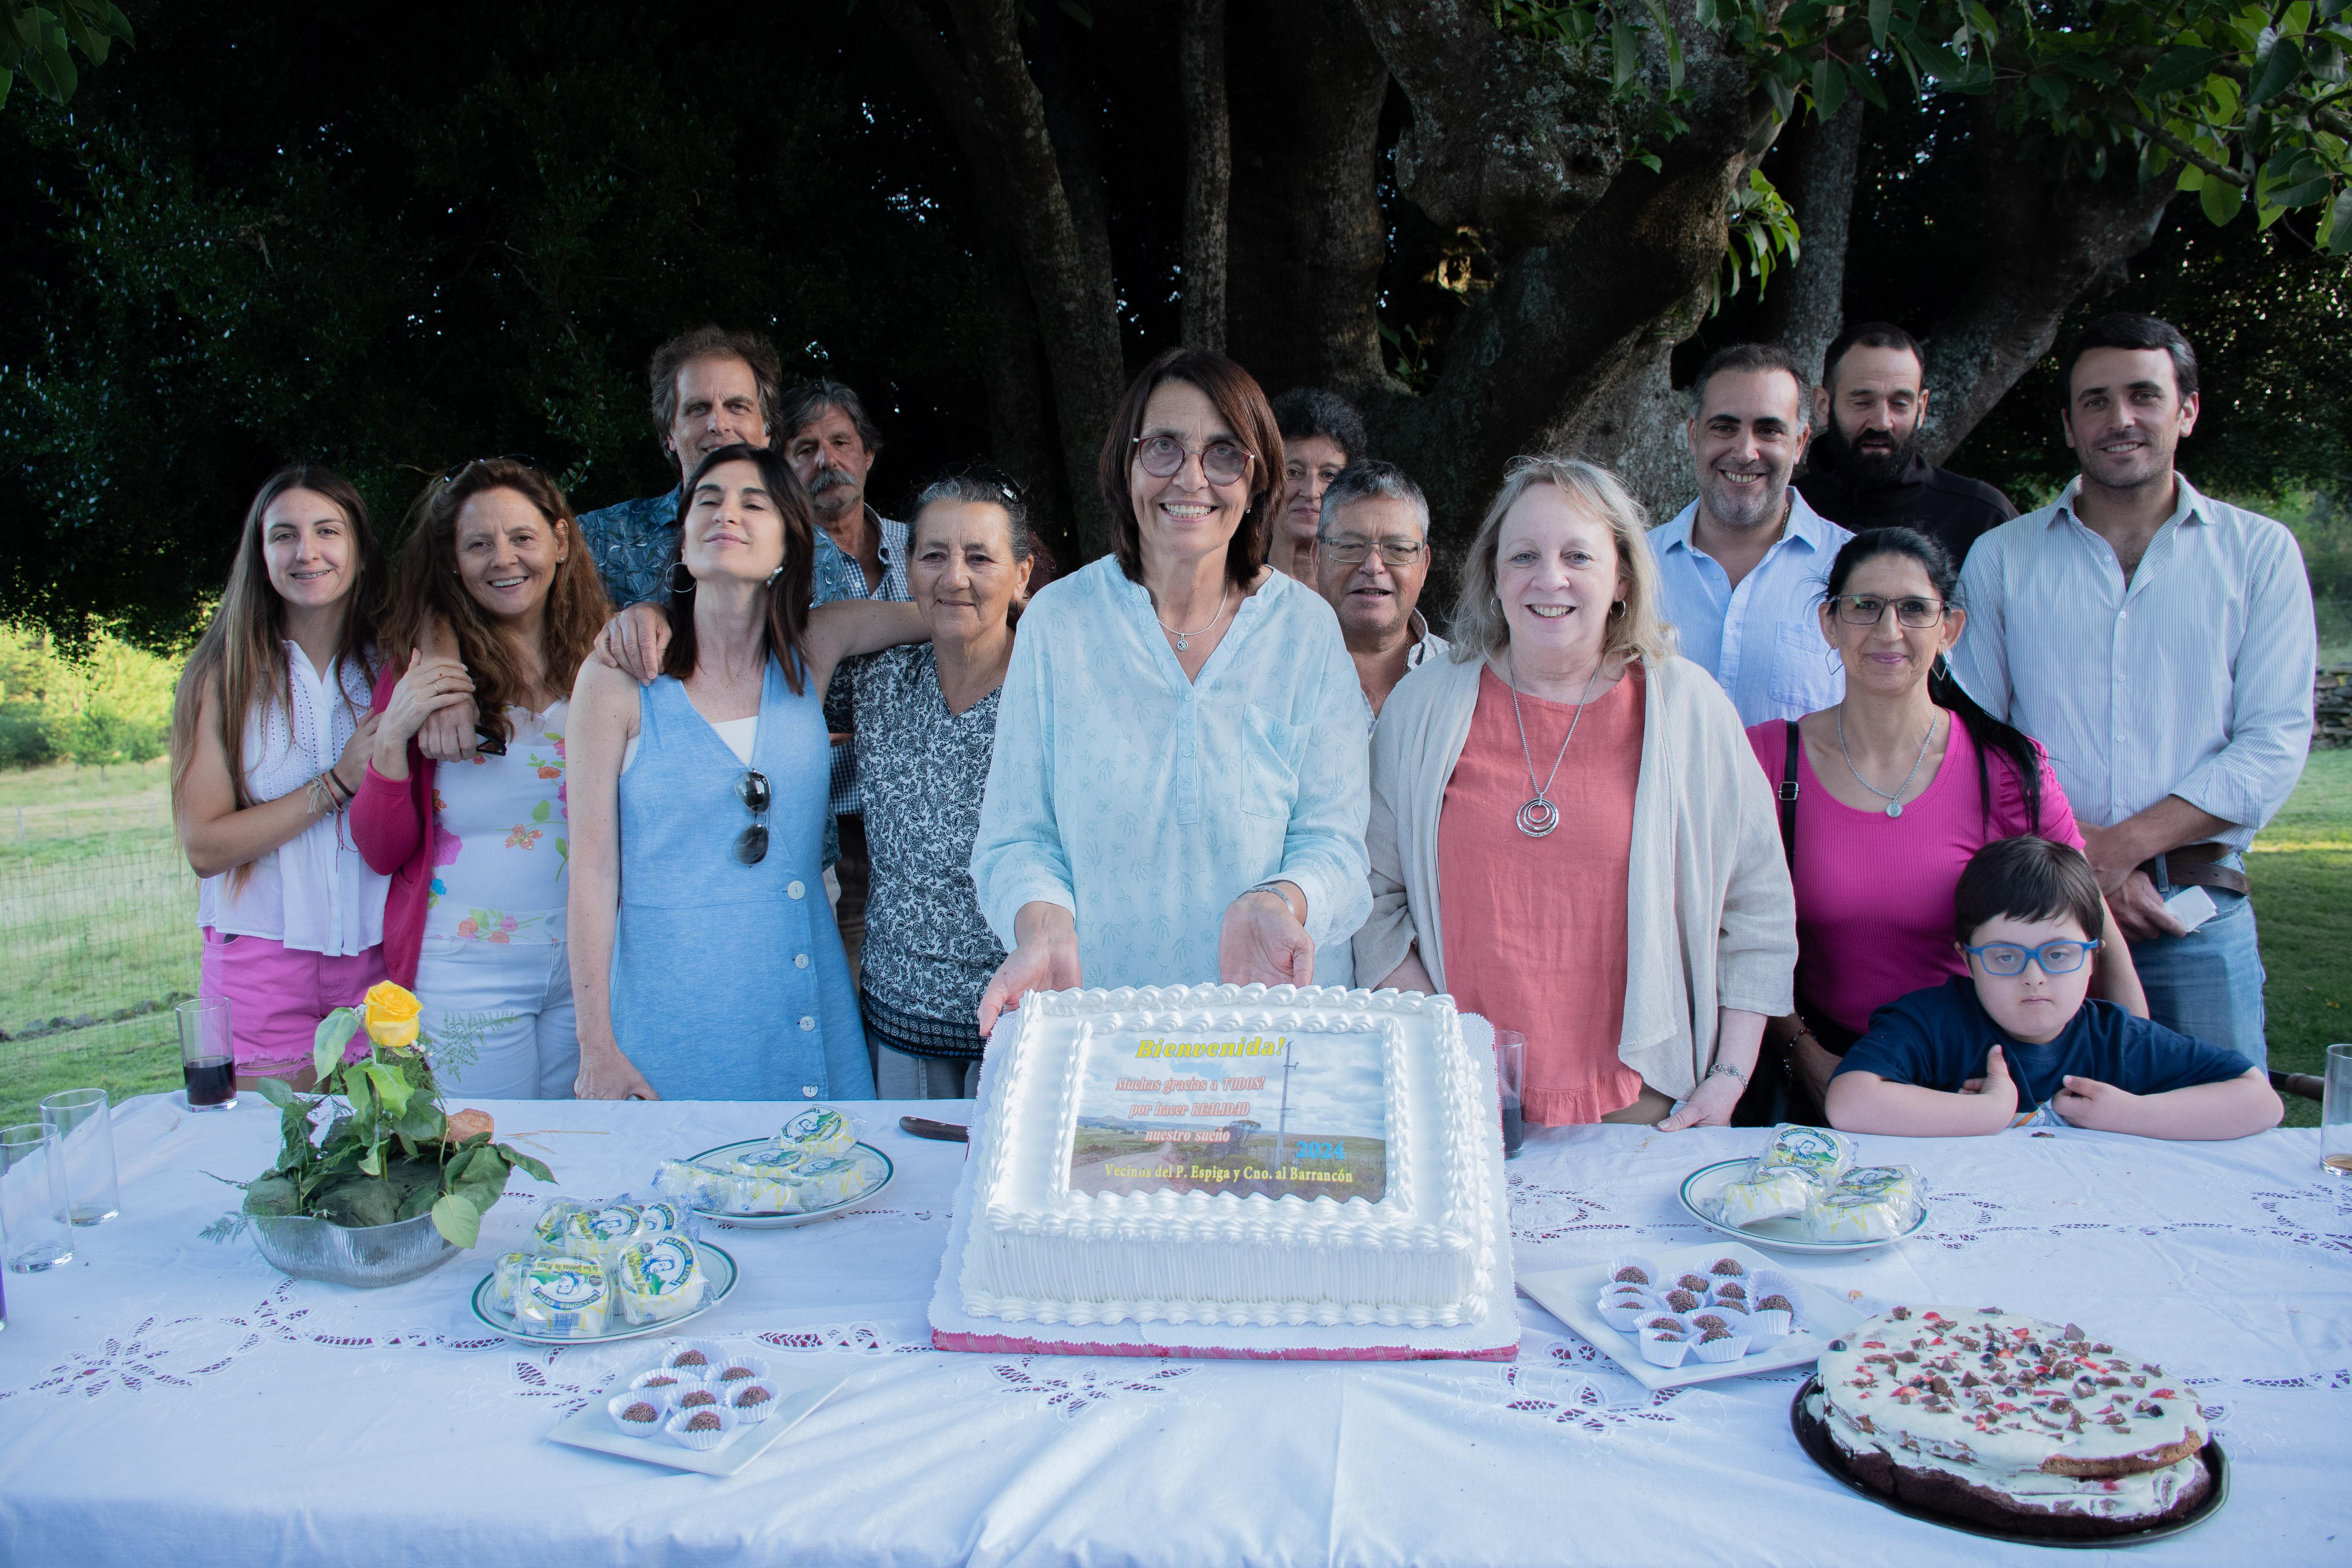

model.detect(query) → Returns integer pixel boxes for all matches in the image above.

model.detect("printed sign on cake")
[1065,1028,1388,1202]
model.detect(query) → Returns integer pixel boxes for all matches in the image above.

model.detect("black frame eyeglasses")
[1828,593,1948,629]
[441,453,538,484]
[1132,434,1253,485]
[734,770,770,866]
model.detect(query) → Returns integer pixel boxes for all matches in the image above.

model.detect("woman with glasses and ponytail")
[972,349,1371,1035]
[351,458,610,1099]
[565,444,922,1100]
[1749,525,2145,1116]
[171,467,390,1090]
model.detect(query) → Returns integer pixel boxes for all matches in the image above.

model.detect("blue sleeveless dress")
[611,656,872,1100]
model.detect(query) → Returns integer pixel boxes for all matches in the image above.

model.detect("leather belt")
[2139,841,2249,898]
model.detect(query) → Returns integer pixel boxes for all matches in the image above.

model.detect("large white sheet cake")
[955,983,1500,1329]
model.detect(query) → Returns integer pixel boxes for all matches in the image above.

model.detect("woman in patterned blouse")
[852,474,1040,1097]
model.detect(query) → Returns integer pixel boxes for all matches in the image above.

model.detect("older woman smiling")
[1357,456,1795,1130]
[972,348,1370,1031]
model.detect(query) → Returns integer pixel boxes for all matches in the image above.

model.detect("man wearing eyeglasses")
[1646,342,1855,727]
[1310,460,1445,722]
[1949,314,2316,1069]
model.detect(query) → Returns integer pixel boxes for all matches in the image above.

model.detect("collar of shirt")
[1402,610,1446,669]
[2048,471,2210,540]
[1655,485,1842,560]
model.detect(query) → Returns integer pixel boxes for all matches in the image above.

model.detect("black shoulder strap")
[1778,720,1801,871]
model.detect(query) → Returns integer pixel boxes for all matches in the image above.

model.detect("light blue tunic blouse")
[610,658,873,1101]
[972,557,1372,990]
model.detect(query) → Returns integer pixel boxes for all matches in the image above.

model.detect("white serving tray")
[1518,1240,1866,1391]
[545,1359,851,1476]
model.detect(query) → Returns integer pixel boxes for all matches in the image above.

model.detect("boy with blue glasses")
[1826,836,2279,1138]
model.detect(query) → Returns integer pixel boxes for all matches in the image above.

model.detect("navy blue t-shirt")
[1833,977,2256,1113]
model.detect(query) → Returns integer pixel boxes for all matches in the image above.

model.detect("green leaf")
[1639,0,1682,91]
[0,68,12,110]
[2270,175,2334,207]
[1813,56,1846,117]
[363,1061,412,1119]
[359,1142,384,1177]
[430,1192,482,1248]
[2249,37,2306,104]
[496,1143,556,1184]
[2326,188,2352,248]
[2200,174,2246,225]
[315,1175,400,1228]
[395,1182,439,1222]
[241,1173,301,1217]
[344,1065,373,1124]
[1851,65,1889,111]
[1867,0,1892,49]
[253,1075,297,1110]
[1609,18,1639,93]
[313,1008,359,1083]
[2139,46,2221,101]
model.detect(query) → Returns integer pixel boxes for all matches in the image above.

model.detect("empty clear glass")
[2,1122,74,1271]
[2324,1044,2352,1179]
[39,1089,118,1225]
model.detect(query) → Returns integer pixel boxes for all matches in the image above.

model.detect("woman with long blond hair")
[1354,455,1796,1130]
[171,466,390,1091]
[351,457,611,1100]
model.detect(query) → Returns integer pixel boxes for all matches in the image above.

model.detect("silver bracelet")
[1243,880,1301,922]
[1704,1061,1749,1086]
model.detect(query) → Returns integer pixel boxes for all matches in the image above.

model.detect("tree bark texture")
[1761,97,1865,389]
[1918,96,2172,465]
[1222,0,1394,400]
[874,0,1127,560]
[1179,0,1231,354]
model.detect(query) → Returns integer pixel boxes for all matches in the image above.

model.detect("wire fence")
[0,796,198,1127]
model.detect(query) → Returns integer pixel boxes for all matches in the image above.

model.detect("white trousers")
[414,936,579,1100]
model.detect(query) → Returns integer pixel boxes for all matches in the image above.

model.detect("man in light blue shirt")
[1645,342,1854,727]
[1952,313,2315,1069]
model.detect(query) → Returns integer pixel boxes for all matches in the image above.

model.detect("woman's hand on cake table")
[1658,1070,1745,1130]
[1219,885,1313,988]
[575,1041,659,1101]
[1660,1005,1767,1129]
[977,901,1083,1037]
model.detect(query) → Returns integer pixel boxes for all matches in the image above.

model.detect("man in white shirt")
[1952,313,2316,1068]
[1311,460,1448,723]
[1647,343,1854,726]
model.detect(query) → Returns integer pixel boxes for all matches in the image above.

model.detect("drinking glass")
[1,1123,74,1271]
[38,1089,118,1225]
[2324,1044,2352,1179]
[178,998,238,1111]
[1493,1030,1527,1160]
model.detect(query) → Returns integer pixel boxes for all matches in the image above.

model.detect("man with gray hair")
[1645,341,1853,726]
[1312,459,1447,721]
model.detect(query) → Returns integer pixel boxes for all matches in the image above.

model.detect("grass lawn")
[2250,748,2352,1129]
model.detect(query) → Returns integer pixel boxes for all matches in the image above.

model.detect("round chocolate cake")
[1815,1306,2210,1537]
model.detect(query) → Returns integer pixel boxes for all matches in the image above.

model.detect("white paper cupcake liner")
[1745,1307,1795,1342]
[670,1383,727,1417]
[728,1381,780,1423]
[608,1389,672,1436]
[1639,1331,1690,1368]
[711,1353,770,1388]
[664,1338,730,1375]
[1689,1331,1753,1364]
[1687,1305,1747,1337]
[1707,1280,1752,1308]
[1637,1313,1688,1339]
[1601,1255,1662,1292]
[664,1402,738,1451]
[1596,1296,1655,1333]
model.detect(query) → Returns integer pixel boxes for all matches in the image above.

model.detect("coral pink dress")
[1437,665,1646,1124]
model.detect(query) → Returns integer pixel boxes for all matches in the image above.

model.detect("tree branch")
[1179,0,1230,353]
[2111,102,2250,187]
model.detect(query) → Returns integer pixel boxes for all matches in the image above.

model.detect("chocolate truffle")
[622,1401,660,1424]
[1612,1266,1651,1285]
[678,1389,719,1409]
[735,1386,773,1408]
[1664,1289,1701,1312]
[686,1410,723,1432]
[674,1349,709,1367]
[720,1365,755,1382]
[1757,1294,1794,1313]
[1710,1258,1746,1278]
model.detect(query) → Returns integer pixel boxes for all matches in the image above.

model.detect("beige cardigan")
[1353,651,1796,1099]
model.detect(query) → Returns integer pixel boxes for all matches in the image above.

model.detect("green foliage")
[1717,169,1802,310]
[0,0,129,110]
[214,1003,555,1249]
[0,623,179,768]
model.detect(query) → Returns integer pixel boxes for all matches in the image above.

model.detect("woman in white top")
[171,466,390,1090]
[351,458,612,1099]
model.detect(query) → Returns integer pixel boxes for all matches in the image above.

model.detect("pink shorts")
[199,928,388,1072]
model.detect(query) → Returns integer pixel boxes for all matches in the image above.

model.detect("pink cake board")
[928,1013,1519,1362]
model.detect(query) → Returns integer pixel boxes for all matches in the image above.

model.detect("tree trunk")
[1179,0,1230,354]
[1919,96,2172,465]
[1222,0,1394,400]
[1760,97,1865,389]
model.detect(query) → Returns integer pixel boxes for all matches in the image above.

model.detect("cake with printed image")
[1814,1306,2212,1536]
[956,983,1500,1329]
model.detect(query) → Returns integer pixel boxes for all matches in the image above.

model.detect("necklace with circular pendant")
[1837,706,1936,818]
[1507,648,1604,839]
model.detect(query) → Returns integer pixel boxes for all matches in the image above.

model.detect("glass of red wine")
[1492,1029,1526,1159]
[177,997,237,1111]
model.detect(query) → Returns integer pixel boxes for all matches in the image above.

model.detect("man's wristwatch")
[1704,1062,1749,1086]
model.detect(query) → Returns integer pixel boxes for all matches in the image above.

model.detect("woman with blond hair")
[171,466,391,1090]
[351,457,612,1099]
[1355,456,1795,1129]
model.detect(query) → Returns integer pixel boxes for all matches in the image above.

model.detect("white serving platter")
[546,1358,850,1476]
[685,1138,896,1230]
[471,1240,738,1346]
[1677,1157,1929,1255]
[1518,1240,1867,1391]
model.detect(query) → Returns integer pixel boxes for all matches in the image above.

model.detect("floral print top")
[423,702,570,945]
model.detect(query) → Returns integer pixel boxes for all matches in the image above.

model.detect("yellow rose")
[362,982,423,1051]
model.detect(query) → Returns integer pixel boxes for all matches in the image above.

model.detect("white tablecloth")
[0,1094,2344,1566]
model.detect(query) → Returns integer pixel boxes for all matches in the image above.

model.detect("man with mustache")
[1646,342,1854,726]
[1795,321,2016,566]
[1270,387,1369,583]
[1951,313,2315,1068]
[780,379,912,982]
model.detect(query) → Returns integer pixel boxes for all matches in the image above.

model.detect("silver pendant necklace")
[1837,707,1937,817]
[1506,648,1604,838]
[1157,584,1232,652]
